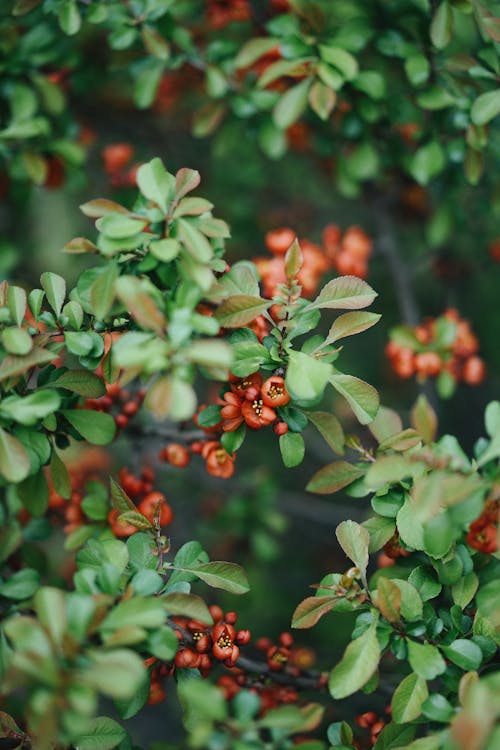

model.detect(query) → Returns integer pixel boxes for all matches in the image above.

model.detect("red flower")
[466,523,498,553]
[229,372,262,400]
[212,623,240,664]
[220,391,244,432]
[202,442,236,478]
[261,375,290,407]
[241,398,276,429]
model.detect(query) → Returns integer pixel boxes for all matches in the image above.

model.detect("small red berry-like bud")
[174,648,200,669]
[225,611,237,625]
[355,711,377,728]
[190,441,203,454]
[209,605,224,623]
[123,401,139,417]
[165,443,191,468]
[115,414,129,429]
[278,632,294,648]
[255,637,272,652]
[195,634,211,653]
[235,629,251,645]
[273,421,289,436]
[147,679,166,705]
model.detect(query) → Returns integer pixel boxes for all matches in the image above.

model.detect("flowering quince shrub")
[0,157,498,750]
[0,1,499,749]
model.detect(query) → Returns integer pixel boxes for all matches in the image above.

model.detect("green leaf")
[286,350,333,402]
[410,142,446,185]
[40,271,66,317]
[177,218,214,262]
[321,312,381,346]
[452,572,478,609]
[279,431,305,467]
[329,617,380,699]
[0,428,37,483]
[306,411,345,454]
[180,562,249,595]
[411,395,438,444]
[147,626,178,660]
[308,276,377,310]
[407,640,446,680]
[430,2,453,49]
[0,568,40,600]
[82,649,145,699]
[136,157,174,213]
[75,716,127,750]
[363,516,396,552]
[7,285,27,326]
[330,373,379,424]
[1,327,33,355]
[53,370,106,398]
[405,54,431,86]
[235,37,280,68]
[185,340,233,369]
[470,89,500,126]
[141,25,170,61]
[291,596,338,629]
[133,61,164,109]
[307,461,364,494]
[376,577,401,623]
[215,295,271,327]
[285,238,303,281]
[90,262,119,319]
[318,45,358,80]
[273,78,312,129]
[308,80,336,121]
[441,639,483,670]
[50,449,71,499]
[391,672,428,723]
[114,276,166,335]
[96,213,148,239]
[162,592,213,624]
[62,409,116,445]
[0,390,60,426]
[59,0,81,35]
[336,520,370,579]
[149,238,180,262]
[100,597,166,632]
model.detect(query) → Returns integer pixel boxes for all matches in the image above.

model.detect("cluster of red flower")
[466,498,499,554]
[42,448,111,534]
[355,709,390,747]
[109,466,173,537]
[206,0,251,28]
[147,603,322,715]
[253,224,372,300]
[83,382,145,431]
[386,308,486,385]
[101,143,140,188]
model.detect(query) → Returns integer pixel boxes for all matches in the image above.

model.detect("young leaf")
[279,431,305,467]
[284,239,303,281]
[136,157,174,213]
[306,461,364,494]
[335,520,370,580]
[62,409,116,445]
[330,373,379,424]
[329,617,380,699]
[90,262,119,319]
[75,716,126,750]
[216,295,271,327]
[308,276,377,311]
[391,673,429,724]
[306,411,345,454]
[179,562,250,595]
[375,578,402,623]
[40,271,66,317]
[286,351,333,402]
[52,370,106,398]
[291,596,338,629]
[273,78,312,129]
[320,311,381,346]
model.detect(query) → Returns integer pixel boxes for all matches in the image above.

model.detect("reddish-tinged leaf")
[291,596,338,629]
[215,295,271,327]
[307,461,364,494]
